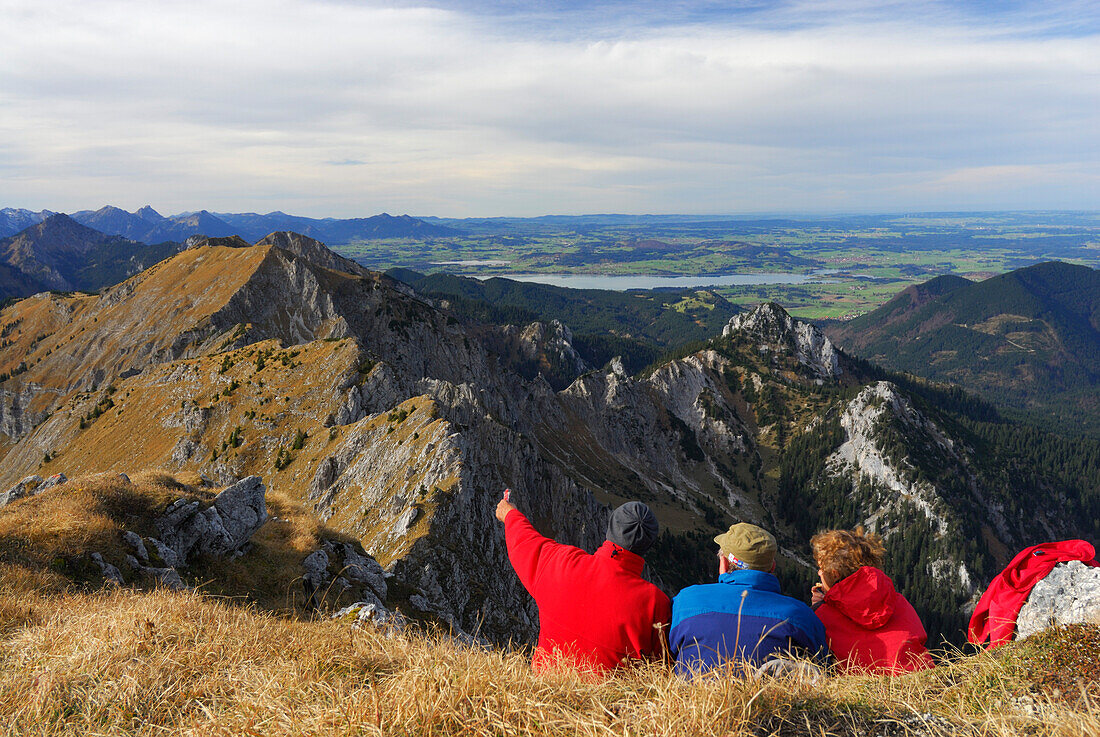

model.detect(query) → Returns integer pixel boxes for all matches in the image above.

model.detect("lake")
[477,272,831,290]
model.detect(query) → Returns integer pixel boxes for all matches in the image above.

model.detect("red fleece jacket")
[504,509,671,675]
[968,539,1098,649]
[815,566,934,675]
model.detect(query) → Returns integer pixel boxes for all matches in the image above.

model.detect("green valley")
[333,212,1100,321]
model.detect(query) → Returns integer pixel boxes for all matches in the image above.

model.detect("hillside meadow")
[1,473,1099,736]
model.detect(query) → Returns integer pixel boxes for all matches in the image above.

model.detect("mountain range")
[0,206,462,244]
[0,214,183,302]
[825,261,1100,436]
[1,233,1096,646]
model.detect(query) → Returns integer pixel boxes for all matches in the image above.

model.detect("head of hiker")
[496,493,671,677]
[810,527,935,675]
[714,522,776,572]
[668,521,827,678]
[606,501,658,556]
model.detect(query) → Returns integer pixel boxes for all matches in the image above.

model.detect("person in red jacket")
[495,490,671,676]
[810,527,934,675]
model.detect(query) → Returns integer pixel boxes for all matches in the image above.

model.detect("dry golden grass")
[0,472,197,593]
[1,582,1099,736]
[0,471,359,614]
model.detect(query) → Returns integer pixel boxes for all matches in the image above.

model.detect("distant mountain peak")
[826,261,1100,434]
[135,206,164,223]
[724,302,841,379]
[28,212,110,243]
[93,205,128,216]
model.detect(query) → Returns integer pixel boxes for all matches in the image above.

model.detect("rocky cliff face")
[827,381,977,593]
[724,302,840,380]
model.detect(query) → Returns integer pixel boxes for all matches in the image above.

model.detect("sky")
[1,0,1098,217]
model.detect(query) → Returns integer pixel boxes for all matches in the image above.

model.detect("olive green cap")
[714,523,776,570]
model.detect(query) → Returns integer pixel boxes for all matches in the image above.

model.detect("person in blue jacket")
[670,522,827,678]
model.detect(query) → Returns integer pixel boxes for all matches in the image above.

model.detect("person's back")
[669,523,826,678]
[810,528,934,675]
[671,569,826,676]
[498,495,671,675]
[814,565,933,674]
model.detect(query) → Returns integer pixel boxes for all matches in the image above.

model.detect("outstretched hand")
[495,488,517,523]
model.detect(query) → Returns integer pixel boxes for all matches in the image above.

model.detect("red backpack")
[968,540,1098,649]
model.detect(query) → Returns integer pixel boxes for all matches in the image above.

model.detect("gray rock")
[123,530,150,564]
[0,474,43,507]
[1016,560,1100,639]
[145,536,183,568]
[146,567,186,590]
[208,475,268,553]
[301,547,331,609]
[391,507,419,537]
[155,499,205,556]
[90,552,124,585]
[340,543,387,600]
[334,593,405,632]
[40,473,67,490]
[154,475,268,564]
[302,548,330,588]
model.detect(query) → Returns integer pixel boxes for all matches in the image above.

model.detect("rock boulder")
[155,475,268,562]
[1016,560,1100,639]
[0,474,43,508]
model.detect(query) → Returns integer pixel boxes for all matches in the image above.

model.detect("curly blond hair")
[811,527,885,587]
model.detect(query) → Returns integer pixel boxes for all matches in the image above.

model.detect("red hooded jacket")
[968,539,1098,649]
[814,566,934,675]
[504,509,671,675]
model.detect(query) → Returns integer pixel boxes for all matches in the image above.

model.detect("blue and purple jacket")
[670,569,827,677]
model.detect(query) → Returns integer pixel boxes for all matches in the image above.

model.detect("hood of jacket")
[824,566,898,630]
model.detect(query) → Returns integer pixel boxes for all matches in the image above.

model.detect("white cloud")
[0,0,1097,215]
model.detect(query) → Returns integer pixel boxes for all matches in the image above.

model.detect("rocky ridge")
[724,302,840,380]
[827,381,978,592]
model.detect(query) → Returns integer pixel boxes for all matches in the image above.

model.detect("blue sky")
[0,0,1097,217]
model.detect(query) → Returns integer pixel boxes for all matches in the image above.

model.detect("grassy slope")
[0,471,363,616]
[2,585,1099,735]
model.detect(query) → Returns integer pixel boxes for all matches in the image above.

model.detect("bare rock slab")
[1016,560,1100,639]
[155,475,268,563]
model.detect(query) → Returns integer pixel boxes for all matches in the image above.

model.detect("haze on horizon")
[1,0,1098,219]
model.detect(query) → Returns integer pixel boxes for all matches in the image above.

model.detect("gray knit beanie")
[606,501,659,555]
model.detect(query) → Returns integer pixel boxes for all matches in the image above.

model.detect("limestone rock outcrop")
[1016,561,1100,639]
[724,302,840,380]
[302,538,389,611]
[0,474,43,508]
[117,476,269,590]
[155,475,268,561]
